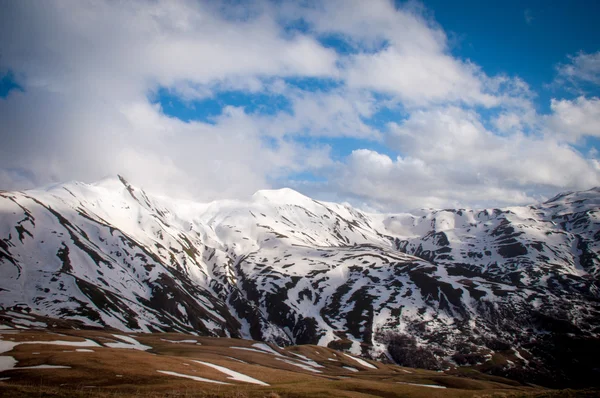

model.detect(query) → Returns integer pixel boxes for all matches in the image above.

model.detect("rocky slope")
[1,177,599,386]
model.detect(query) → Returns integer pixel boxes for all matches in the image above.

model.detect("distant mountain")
[1,176,599,387]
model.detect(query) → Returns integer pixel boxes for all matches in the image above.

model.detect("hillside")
[1,321,593,398]
[1,177,599,387]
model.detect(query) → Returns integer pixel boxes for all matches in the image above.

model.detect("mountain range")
[1,176,599,387]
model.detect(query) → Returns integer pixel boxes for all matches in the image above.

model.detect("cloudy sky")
[1,0,599,211]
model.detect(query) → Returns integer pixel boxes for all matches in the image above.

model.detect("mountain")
[1,176,599,387]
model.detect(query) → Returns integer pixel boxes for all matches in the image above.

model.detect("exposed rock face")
[1,178,599,386]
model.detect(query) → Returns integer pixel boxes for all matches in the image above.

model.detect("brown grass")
[0,328,595,398]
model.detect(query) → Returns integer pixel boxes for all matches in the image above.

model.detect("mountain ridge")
[1,177,599,387]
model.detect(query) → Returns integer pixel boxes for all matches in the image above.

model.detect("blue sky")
[1,1,599,210]
[424,0,600,106]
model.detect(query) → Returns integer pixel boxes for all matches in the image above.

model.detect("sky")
[0,0,599,211]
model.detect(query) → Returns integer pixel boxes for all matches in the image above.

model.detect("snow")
[21,339,100,348]
[342,366,358,372]
[6,311,36,320]
[0,338,99,360]
[156,370,230,384]
[285,353,324,369]
[18,364,71,370]
[160,339,197,344]
[231,346,270,354]
[76,349,94,352]
[397,382,446,389]
[0,356,17,372]
[226,357,247,364]
[12,319,47,327]
[290,352,310,361]
[193,360,269,386]
[512,348,529,365]
[0,341,18,354]
[251,343,283,356]
[0,355,70,372]
[275,358,322,373]
[105,335,151,351]
[343,354,377,369]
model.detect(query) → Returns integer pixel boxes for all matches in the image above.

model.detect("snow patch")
[160,339,198,344]
[343,354,377,369]
[157,370,229,384]
[251,343,283,356]
[0,356,17,372]
[397,382,446,389]
[105,335,151,351]
[275,357,322,373]
[231,346,268,354]
[193,360,269,386]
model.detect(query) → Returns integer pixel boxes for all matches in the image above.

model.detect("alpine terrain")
[1,176,599,388]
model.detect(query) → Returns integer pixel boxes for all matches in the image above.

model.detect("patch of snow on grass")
[226,357,248,364]
[342,366,359,372]
[343,354,377,369]
[105,335,151,351]
[0,356,17,372]
[397,382,446,389]
[290,352,310,361]
[288,352,324,368]
[275,358,322,373]
[231,346,269,354]
[160,339,197,344]
[251,343,282,356]
[157,370,230,384]
[513,348,529,365]
[0,341,18,354]
[1,355,70,373]
[23,339,100,348]
[193,360,269,386]
[12,319,47,328]
[19,365,71,370]
[6,311,35,320]
[76,349,94,352]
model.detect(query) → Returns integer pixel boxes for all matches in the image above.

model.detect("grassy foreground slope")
[1,324,597,398]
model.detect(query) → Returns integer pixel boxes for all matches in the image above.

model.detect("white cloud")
[554,51,600,92]
[547,96,600,142]
[0,0,598,211]
[326,107,600,210]
[256,85,382,140]
[0,0,341,199]
[344,49,499,107]
[288,0,503,107]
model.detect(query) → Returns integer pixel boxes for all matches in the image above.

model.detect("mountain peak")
[251,187,313,206]
[89,175,129,191]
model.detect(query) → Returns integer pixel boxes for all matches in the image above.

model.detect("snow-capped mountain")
[1,176,599,384]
